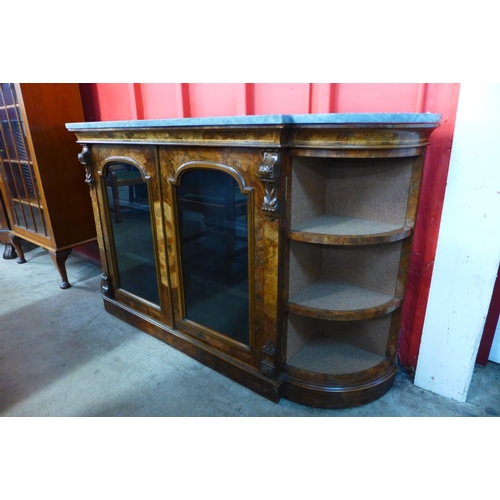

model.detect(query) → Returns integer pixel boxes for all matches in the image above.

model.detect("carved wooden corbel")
[78,144,94,190]
[260,341,277,378]
[258,151,279,220]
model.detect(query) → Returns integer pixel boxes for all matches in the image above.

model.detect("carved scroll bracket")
[78,144,94,190]
[258,151,280,220]
[260,341,277,378]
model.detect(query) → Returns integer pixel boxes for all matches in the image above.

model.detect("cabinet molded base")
[103,298,283,404]
[282,364,398,409]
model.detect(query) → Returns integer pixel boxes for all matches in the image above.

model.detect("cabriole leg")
[2,242,17,260]
[49,249,72,289]
[8,234,26,264]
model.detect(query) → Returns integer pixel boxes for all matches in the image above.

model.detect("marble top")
[66,113,441,130]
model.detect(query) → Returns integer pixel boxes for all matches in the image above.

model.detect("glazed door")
[161,147,282,370]
[91,145,173,326]
[0,83,49,242]
[174,166,252,346]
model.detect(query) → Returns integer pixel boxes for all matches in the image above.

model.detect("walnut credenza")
[66,113,440,408]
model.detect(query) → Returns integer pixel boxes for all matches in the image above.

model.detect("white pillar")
[414,83,500,402]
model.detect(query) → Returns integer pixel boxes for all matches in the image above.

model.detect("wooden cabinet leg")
[49,249,72,289]
[8,234,26,263]
[2,242,17,260]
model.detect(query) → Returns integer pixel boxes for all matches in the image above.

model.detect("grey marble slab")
[66,113,441,130]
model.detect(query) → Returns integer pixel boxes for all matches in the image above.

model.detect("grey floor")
[1,242,499,417]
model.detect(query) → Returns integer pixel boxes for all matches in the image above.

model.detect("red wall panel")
[93,83,138,121]
[335,83,424,112]
[80,83,454,119]
[253,83,311,114]
[140,84,179,119]
[188,83,241,117]
[78,82,460,370]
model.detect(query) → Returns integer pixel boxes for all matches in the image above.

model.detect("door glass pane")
[176,168,250,345]
[0,83,47,236]
[105,162,159,305]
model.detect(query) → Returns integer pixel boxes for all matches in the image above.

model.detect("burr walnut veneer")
[67,113,440,408]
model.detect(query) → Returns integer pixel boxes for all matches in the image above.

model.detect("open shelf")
[286,278,401,320]
[286,335,385,375]
[288,215,412,245]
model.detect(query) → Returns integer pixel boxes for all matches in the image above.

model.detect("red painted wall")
[79,82,460,370]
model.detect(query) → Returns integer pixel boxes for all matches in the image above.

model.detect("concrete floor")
[1,242,499,417]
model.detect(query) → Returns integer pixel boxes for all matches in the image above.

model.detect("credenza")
[66,113,440,408]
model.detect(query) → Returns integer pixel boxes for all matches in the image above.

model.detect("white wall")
[414,83,500,402]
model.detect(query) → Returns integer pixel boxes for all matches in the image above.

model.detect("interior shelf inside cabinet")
[288,215,412,245]
[290,156,414,233]
[286,278,401,320]
[286,335,385,375]
[288,240,402,313]
[285,313,393,375]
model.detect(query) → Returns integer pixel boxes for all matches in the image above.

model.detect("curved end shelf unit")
[282,120,436,408]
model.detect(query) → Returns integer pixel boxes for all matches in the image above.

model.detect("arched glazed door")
[89,144,174,329]
[171,161,254,348]
[102,160,160,306]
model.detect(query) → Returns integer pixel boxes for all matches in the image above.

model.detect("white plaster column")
[414,83,500,401]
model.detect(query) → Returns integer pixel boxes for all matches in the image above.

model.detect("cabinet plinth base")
[103,298,283,404]
[282,364,398,409]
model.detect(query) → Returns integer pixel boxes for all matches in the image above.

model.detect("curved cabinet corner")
[283,360,398,409]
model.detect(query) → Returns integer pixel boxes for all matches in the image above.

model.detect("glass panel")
[13,201,46,230]
[0,83,46,236]
[105,162,160,305]
[176,168,250,345]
